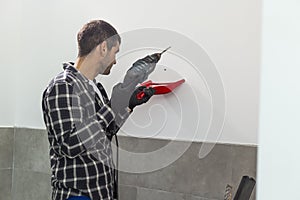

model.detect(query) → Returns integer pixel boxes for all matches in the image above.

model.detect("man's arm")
[43,82,115,158]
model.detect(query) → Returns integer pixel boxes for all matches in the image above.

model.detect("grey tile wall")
[14,128,50,173]
[117,136,257,200]
[0,128,256,200]
[0,128,14,169]
[0,169,12,200]
[231,145,257,200]
[119,185,219,200]
[0,128,13,200]
[11,169,51,200]
[119,184,137,200]
[119,142,233,199]
[136,187,187,200]
[0,127,51,200]
[12,128,51,200]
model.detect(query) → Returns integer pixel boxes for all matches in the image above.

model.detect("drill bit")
[155,46,171,60]
[160,46,171,55]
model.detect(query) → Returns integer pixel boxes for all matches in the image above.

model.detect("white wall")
[2,0,261,145]
[257,0,300,199]
[0,0,22,127]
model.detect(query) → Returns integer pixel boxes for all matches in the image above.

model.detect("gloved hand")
[110,84,155,127]
[128,86,156,110]
[110,83,132,115]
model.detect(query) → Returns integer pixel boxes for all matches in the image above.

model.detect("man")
[42,20,155,200]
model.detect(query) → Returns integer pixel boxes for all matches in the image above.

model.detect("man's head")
[77,20,121,75]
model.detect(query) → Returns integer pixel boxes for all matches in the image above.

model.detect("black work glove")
[110,83,132,114]
[128,86,156,110]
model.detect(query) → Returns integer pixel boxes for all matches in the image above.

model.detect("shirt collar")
[62,62,90,84]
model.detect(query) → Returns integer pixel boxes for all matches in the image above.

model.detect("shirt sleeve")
[43,81,115,158]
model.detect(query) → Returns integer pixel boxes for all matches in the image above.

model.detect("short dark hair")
[77,20,121,57]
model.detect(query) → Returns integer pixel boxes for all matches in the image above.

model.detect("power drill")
[122,46,171,89]
[110,47,170,125]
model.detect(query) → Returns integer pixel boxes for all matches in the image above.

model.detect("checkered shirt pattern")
[42,62,117,200]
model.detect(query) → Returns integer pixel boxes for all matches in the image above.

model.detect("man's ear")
[98,41,108,57]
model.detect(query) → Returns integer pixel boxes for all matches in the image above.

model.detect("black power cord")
[114,134,119,200]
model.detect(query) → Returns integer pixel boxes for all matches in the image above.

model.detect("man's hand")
[128,86,156,110]
[110,84,155,127]
[110,83,132,114]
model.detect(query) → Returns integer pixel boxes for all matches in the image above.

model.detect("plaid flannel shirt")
[42,62,118,200]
